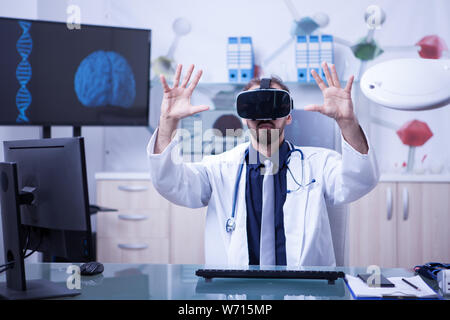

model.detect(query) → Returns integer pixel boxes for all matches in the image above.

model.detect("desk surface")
[0,263,443,300]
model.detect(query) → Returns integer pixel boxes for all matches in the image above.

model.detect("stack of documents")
[345,275,440,299]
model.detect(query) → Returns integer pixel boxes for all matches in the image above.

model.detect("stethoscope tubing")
[227,141,307,233]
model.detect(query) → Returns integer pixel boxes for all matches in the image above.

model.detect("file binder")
[296,34,335,83]
[296,36,308,83]
[320,34,334,81]
[308,35,320,82]
[227,36,254,83]
[227,37,239,82]
[239,36,254,83]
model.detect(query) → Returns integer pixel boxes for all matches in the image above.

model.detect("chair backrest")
[326,203,349,266]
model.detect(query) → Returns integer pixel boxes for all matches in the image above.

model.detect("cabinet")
[95,173,206,264]
[170,204,206,264]
[349,181,450,268]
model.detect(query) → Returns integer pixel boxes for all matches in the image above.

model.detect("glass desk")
[0,263,444,300]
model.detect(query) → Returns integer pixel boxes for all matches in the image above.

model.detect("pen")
[402,278,421,291]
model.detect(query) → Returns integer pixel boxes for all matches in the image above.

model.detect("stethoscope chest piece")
[226,218,236,233]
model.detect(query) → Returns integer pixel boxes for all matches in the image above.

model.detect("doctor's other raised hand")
[154,64,210,154]
[305,61,368,154]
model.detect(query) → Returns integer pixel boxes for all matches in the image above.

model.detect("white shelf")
[380,173,450,183]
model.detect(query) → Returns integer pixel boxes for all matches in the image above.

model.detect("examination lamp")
[360,58,450,111]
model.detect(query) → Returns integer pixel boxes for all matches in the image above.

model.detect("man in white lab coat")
[147,62,379,267]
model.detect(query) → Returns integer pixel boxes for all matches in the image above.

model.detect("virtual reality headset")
[236,78,293,120]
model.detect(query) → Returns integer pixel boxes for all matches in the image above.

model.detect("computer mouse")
[80,261,104,276]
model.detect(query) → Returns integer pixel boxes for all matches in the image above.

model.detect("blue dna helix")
[16,20,32,123]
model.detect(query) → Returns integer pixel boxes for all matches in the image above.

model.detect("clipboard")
[344,274,443,300]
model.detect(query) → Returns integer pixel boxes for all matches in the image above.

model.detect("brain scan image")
[74,50,136,108]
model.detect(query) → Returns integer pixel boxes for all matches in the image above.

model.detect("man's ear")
[286,114,292,125]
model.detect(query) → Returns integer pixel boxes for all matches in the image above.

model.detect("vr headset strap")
[260,78,271,89]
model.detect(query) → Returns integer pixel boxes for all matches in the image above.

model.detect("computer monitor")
[0,17,151,126]
[0,137,93,299]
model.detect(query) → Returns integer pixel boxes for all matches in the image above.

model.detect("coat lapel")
[227,144,250,266]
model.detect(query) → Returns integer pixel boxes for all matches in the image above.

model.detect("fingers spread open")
[173,64,182,88]
[330,64,341,88]
[181,64,195,88]
[160,74,171,93]
[190,104,210,115]
[304,104,323,112]
[344,75,355,93]
[310,69,327,91]
[187,69,203,93]
[321,61,335,87]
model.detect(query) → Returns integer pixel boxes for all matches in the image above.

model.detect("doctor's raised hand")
[306,61,369,154]
[154,64,210,154]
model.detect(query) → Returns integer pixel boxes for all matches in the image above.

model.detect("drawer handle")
[117,185,149,192]
[118,214,148,221]
[402,188,409,221]
[117,243,148,250]
[386,187,393,221]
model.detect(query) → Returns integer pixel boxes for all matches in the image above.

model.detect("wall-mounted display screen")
[0,17,151,126]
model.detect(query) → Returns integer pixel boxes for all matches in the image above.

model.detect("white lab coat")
[147,128,379,267]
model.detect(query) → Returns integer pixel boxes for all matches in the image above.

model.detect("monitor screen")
[3,137,94,261]
[0,17,151,126]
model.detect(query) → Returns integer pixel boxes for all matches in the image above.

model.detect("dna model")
[16,20,32,123]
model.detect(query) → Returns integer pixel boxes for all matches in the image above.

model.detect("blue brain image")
[74,50,136,108]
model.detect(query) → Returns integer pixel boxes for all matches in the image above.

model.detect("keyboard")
[195,268,345,285]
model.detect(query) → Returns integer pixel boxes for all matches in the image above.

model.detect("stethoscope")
[226,141,316,233]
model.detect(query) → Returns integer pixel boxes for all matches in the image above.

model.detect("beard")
[250,120,284,146]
